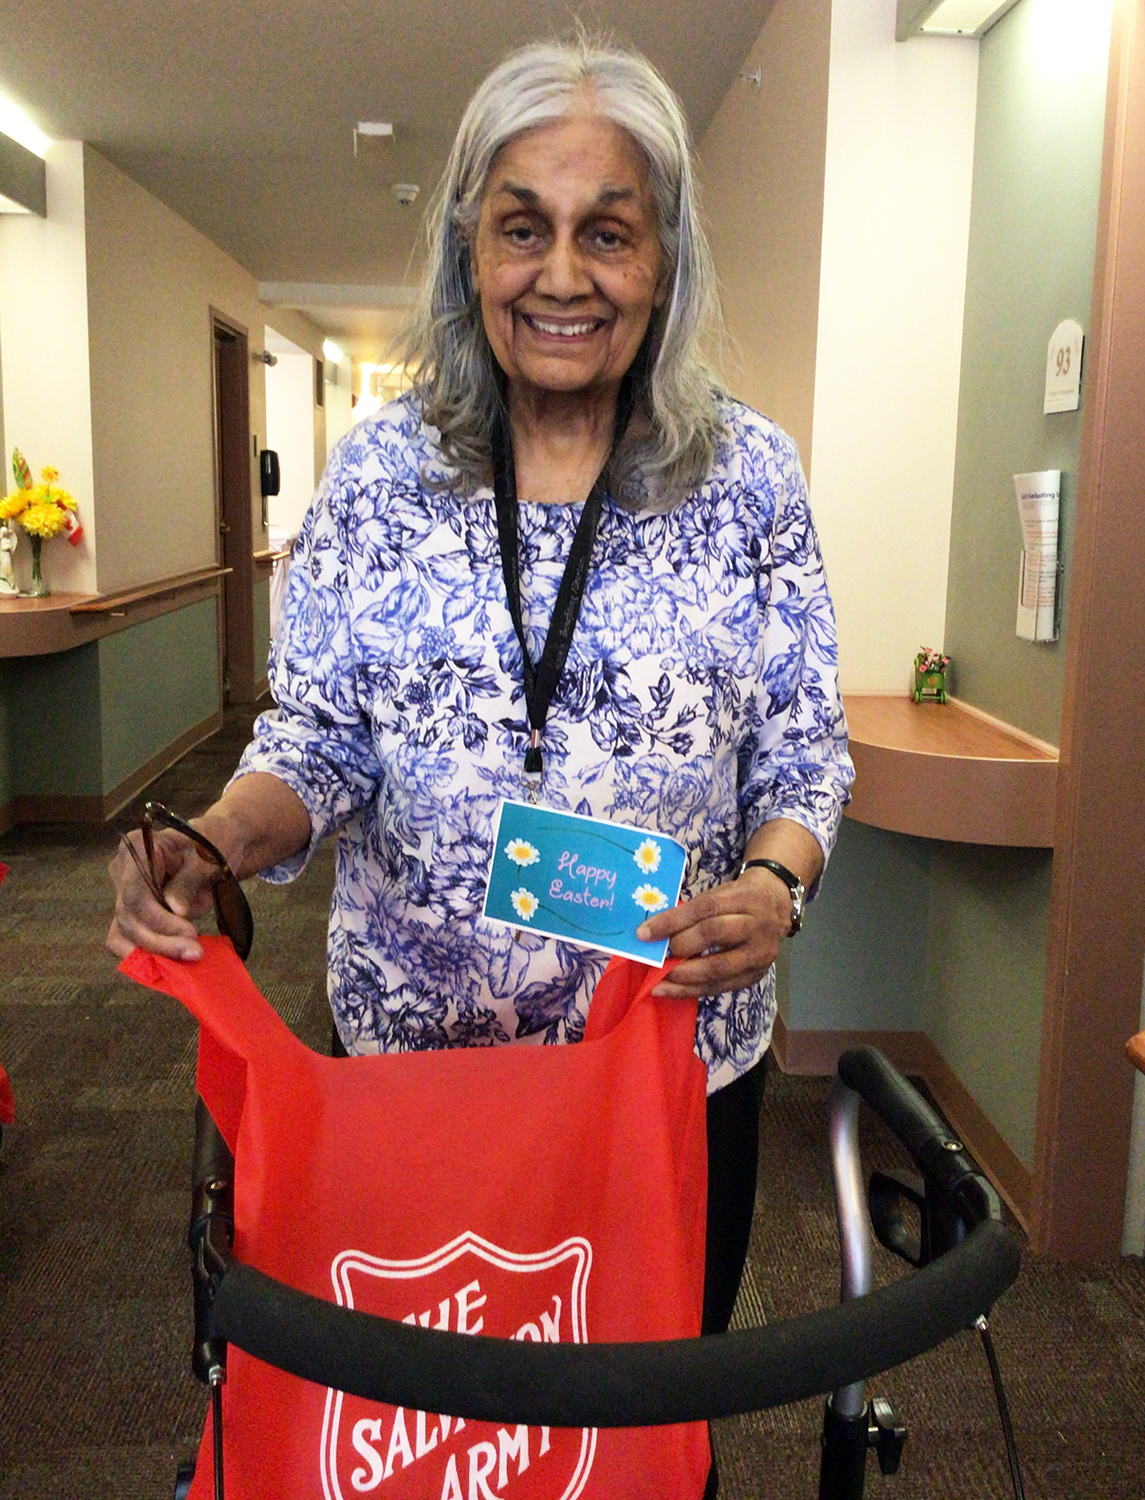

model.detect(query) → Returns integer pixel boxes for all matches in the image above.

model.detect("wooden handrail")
[253,547,293,566]
[69,565,230,615]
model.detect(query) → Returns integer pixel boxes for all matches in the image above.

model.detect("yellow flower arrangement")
[18,495,71,538]
[1,452,83,597]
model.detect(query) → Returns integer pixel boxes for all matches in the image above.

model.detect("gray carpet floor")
[1,707,1144,1498]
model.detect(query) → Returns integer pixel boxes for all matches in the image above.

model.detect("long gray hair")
[402,37,724,511]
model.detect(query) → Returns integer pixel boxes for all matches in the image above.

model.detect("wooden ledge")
[0,566,228,657]
[69,565,230,614]
[253,547,292,574]
[844,694,1058,847]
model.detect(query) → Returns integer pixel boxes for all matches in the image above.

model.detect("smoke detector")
[392,182,420,208]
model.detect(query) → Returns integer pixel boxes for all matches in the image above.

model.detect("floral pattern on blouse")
[231,394,853,1092]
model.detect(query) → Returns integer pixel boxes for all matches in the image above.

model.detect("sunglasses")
[120,800,254,961]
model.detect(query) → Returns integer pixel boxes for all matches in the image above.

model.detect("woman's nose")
[535,235,592,300]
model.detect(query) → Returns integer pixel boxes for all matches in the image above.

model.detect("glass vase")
[28,535,49,598]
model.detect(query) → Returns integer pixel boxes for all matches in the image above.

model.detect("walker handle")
[836,1047,1003,1229]
[211,1215,1018,1428]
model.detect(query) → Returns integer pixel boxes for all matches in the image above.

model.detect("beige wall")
[810,1,979,692]
[698,0,831,472]
[83,146,324,593]
[700,0,978,692]
[0,141,98,595]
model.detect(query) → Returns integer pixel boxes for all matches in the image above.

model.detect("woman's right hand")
[106,826,222,963]
[106,773,312,964]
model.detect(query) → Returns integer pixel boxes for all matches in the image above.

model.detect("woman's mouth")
[520,313,608,339]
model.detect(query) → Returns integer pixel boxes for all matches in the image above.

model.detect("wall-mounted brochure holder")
[1014,470,1061,642]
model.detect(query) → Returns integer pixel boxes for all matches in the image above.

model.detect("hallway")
[2,713,1145,1498]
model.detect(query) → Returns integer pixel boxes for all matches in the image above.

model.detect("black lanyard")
[492,382,633,792]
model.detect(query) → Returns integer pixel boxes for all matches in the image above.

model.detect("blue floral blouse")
[232,394,853,1092]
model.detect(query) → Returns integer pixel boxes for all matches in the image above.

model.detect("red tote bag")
[123,938,711,1500]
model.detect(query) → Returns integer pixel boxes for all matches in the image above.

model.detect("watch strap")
[738,857,805,934]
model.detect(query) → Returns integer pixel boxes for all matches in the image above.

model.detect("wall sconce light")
[253,350,278,366]
[897,0,1020,40]
[0,94,52,157]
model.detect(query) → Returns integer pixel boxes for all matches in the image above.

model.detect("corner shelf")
[844,695,1058,848]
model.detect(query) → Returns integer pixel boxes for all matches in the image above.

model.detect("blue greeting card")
[483,800,687,965]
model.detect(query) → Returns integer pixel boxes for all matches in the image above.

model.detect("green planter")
[912,666,947,705]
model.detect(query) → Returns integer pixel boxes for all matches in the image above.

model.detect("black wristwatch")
[739,857,805,935]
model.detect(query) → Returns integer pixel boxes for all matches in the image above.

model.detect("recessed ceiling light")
[0,95,52,157]
[919,0,1020,36]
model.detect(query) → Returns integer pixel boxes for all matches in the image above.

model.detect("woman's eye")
[505,223,540,246]
[590,228,625,251]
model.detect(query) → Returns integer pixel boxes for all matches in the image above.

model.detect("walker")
[176,1043,1022,1500]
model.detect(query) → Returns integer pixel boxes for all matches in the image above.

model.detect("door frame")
[210,308,256,704]
[1031,0,1145,1260]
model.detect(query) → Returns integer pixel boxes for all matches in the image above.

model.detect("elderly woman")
[109,37,850,1403]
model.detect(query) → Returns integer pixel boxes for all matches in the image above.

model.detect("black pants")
[701,1051,769,1497]
[702,1050,769,1334]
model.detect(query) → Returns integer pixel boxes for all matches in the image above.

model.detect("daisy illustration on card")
[632,884,670,916]
[633,838,662,874]
[505,837,540,867]
[510,888,540,921]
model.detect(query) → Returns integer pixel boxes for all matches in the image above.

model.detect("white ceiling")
[0,0,777,358]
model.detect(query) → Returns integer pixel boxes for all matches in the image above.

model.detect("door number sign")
[1044,319,1084,414]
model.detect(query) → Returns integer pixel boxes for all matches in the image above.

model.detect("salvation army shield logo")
[319,1231,595,1500]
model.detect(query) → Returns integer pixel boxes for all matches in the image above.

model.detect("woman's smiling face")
[471,109,666,404]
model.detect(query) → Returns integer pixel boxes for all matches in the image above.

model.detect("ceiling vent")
[353,121,394,157]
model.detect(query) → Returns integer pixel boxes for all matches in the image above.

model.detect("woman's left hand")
[635,865,794,999]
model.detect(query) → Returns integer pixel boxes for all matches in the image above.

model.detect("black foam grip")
[213,1218,1019,1427]
[837,1047,983,1205]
